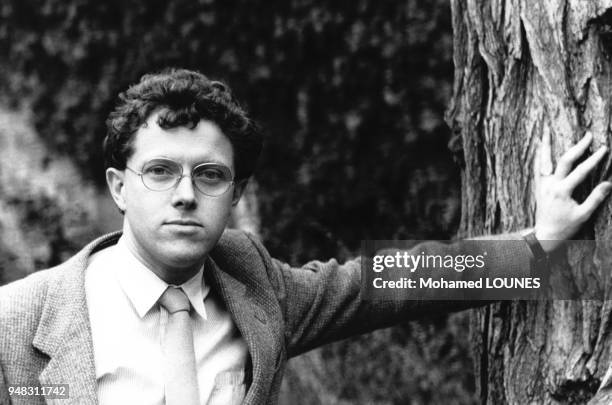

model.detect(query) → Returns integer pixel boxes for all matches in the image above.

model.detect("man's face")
[106,113,243,281]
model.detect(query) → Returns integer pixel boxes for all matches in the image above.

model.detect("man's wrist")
[532,227,563,253]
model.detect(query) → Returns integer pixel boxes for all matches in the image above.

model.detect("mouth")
[164,219,204,227]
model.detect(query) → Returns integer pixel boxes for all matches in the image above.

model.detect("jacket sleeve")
[256,233,534,358]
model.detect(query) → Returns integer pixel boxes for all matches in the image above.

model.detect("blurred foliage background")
[0,0,475,403]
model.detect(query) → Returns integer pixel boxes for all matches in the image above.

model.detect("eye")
[145,165,175,177]
[193,164,232,184]
[196,168,223,181]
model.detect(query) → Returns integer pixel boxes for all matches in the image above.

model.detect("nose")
[171,175,197,209]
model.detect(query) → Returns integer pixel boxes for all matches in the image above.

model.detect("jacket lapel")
[32,233,121,405]
[206,257,274,403]
[208,231,283,404]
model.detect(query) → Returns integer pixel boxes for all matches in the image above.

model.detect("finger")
[539,128,553,176]
[577,181,612,219]
[563,146,608,191]
[555,132,593,178]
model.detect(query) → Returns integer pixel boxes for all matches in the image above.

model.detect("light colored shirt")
[85,237,248,405]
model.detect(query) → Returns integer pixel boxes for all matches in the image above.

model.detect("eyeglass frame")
[124,158,235,197]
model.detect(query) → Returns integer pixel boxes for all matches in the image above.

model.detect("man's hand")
[534,131,612,253]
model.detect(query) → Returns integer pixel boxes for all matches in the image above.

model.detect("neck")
[157,266,202,286]
[120,234,205,286]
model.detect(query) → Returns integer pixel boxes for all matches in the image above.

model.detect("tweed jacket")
[0,229,532,405]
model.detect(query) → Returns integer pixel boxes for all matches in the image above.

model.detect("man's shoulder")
[213,228,283,285]
[0,267,53,315]
[214,228,271,261]
[0,262,69,340]
[0,232,121,321]
[217,228,258,245]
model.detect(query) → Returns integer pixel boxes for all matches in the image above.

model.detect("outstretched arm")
[270,131,611,356]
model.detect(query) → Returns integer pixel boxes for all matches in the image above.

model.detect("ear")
[106,168,127,213]
[231,179,249,206]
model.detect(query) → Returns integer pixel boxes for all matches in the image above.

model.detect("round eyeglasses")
[126,158,235,197]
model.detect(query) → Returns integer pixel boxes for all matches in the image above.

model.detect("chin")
[161,242,210,267]
[163,253,207,271]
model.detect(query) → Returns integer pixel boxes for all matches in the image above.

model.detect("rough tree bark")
[447,1,612,403]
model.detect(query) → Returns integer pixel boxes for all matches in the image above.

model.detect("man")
[0,68,610,405]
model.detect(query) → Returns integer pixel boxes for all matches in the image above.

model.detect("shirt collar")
[180,266,210,320]
[114,236,210,319]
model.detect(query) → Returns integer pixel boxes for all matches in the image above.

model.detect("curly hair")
[103,68,262,181]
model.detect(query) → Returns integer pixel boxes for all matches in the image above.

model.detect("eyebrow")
[148,156,232,167]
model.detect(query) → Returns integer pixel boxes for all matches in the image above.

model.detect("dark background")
[0,1,475,403]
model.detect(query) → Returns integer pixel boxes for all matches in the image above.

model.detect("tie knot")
[159,287,191,314]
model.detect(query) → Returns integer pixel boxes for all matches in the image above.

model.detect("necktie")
[158,286,200,405]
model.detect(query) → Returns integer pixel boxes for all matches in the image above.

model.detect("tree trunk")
[447,1,612,403]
